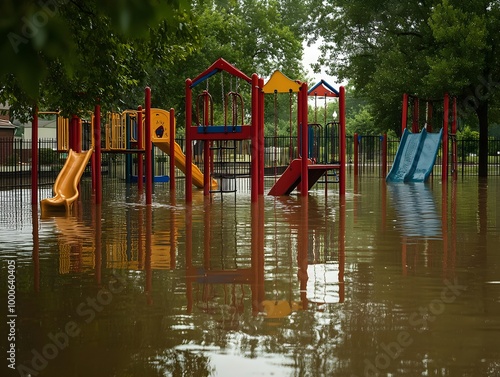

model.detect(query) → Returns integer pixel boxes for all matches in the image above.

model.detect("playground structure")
[184,59,346,202]
[265,75,346,195]
[184,58,264,203]
[31,58,348,213]
[386,93,457,183]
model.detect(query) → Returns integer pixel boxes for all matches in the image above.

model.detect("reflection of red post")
[298,196,309,309]
[185,205,193,313]
[169,108,176,191]
[251,200,265,315]
[442,93,449,182]
[32,106,38,205]
[138,205,143,270]
[258,197,265,307]
[145,205,153,304]
[338,196,345,303]
[339,86,346,197]
[401,93,408,135]
[381,178,387,230]
[450,180,457,273]
[442,180,448,277]
[353,132,359,177]
[381,133,387,178]
[32,205,40,293]
[94,204,102,286]
[186,79,193,203]
[145,88,152,205]
[169,195,176,269]
[300,83,309,197]
[204,201,211,271]
[137,106,143,192]
[94,105,102,204]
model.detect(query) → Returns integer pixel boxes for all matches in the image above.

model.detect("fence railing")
[2,136,500,189]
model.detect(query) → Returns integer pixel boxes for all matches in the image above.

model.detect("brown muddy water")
[1,176,499,377]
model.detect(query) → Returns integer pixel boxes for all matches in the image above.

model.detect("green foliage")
[308,0,500,174]
[0,0,197,120]
[347,105,376,136]
[457,125,479,160]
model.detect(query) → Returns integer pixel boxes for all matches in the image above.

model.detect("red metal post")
[442,93,449,183]
[145,87,152,205]
[185,79,193,203]
[169,108,176,191]
[31,105,38,205]
[251,74,259,202]
[258,76,265,196]
[301,82,308,197]
[382,133,388,178]
[401,93,408,135]
[94,104,102,204]
[339,86,346,197]
[137,106,143,192]
[353,132,359,177]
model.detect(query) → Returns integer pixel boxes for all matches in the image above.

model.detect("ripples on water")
[0,177,499,376]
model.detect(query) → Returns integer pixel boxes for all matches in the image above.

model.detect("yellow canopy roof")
[263,71,301,94]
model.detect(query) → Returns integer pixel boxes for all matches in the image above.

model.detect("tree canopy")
[1,0,308,125]
[308,0,500,176]
[0,0,197,121]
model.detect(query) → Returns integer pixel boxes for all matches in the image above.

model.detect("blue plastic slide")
[386,128,443,183]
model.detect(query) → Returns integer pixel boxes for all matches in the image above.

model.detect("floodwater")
[1,176,499,377]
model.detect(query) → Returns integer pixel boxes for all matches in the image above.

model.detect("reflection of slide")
[151,109,215,189]
[41,149,93,215]
[388,183,442,238]
[386,129,442,183]
[268,158,338,196]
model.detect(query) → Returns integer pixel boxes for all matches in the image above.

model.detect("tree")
[158,0,308,129]
[0,0,196,120]
[308,0,500,176]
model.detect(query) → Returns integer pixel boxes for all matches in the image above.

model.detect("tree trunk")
[476,101,488,177]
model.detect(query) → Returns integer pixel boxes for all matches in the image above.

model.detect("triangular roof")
[308,80,339,97]
[263,71,301,94]
[190,58,252,88]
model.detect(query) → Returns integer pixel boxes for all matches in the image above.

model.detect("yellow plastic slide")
[41,149,93,215]
[151,109,216,189]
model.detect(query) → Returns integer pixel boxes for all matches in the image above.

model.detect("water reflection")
[2,178,500,376]
[387,183,442,239]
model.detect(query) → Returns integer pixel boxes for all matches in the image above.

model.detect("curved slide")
[386,129,442,183]
[151,109,215,189]
[41,149,93,215]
